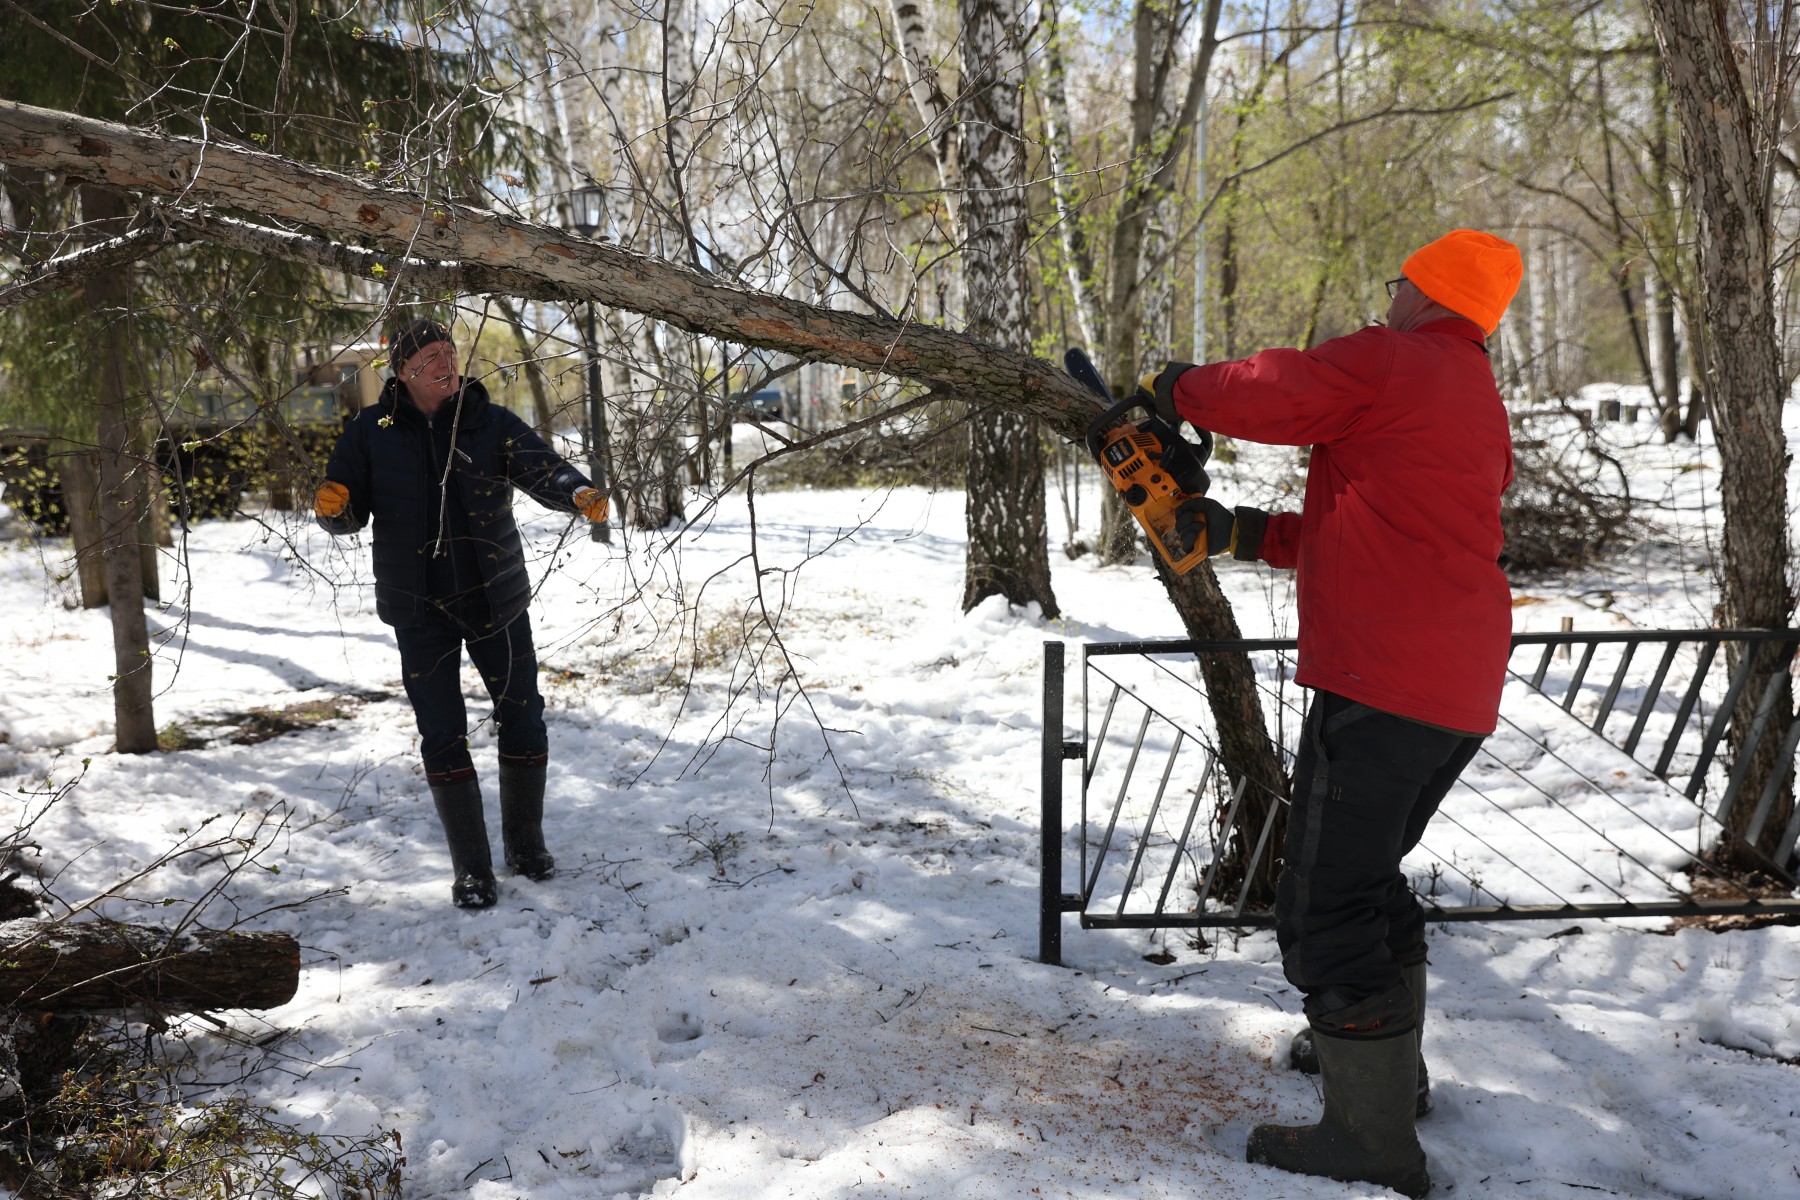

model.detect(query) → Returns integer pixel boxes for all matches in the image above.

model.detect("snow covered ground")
[2,399,1798,1200]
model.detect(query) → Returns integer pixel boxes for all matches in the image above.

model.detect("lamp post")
[569,181,612,544]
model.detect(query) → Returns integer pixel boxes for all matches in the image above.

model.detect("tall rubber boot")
[1290,967,1433,1117]
[1248,1029,1430,1198]
[429,772,497,909]
[1405,958,1432,1115]
[497,754,555,881]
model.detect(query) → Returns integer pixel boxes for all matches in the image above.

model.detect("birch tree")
[890,0,1058,615]
[958,0,1058,615]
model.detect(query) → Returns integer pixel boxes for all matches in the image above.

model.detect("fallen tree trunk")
[0,919,299,1012]
[0,99,1099,439]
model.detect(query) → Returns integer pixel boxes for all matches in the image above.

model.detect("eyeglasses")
[1384,277,1406,300]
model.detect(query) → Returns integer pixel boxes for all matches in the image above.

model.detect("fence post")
[1040,641,1065,966]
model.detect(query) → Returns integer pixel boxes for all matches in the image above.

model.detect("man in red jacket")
[1141,230,1522,1198]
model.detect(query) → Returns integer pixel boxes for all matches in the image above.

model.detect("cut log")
[0,919,299,1012]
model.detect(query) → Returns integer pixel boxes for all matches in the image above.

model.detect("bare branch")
[0,223,179,306]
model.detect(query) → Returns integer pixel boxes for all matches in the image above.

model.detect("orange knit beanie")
[1401,230,1523,336]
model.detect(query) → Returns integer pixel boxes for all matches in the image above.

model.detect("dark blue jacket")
[317,376,590,632]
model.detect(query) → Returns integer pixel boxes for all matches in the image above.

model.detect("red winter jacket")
[1173,317,1513,734]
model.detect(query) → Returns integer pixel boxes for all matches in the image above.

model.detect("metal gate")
[1038,630,1800,965]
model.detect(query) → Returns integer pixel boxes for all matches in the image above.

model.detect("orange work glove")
[573,487,609,523]
[314,481,351,519]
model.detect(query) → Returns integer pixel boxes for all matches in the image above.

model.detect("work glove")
[314,481,350,519]
[1174,500,1272,561]
[573,486,609,523]
[1173,496,1235,559]
[1135,362,1197,429]
[1226,505,1270,561]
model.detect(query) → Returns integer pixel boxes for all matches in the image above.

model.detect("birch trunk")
[1556,237,1580,388]
[1041,0,1102,350]
[958,0,1056,617]
[890,0,960,226]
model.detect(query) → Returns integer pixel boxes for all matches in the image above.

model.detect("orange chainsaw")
[1066,347,1214,575]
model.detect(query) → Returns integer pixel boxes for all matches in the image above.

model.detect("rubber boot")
[1249,1029,1430,1198]
[429,773,497,909]
[497,754,555,881]
[1289,967,1433,1118]
[1405,959,1432,1115]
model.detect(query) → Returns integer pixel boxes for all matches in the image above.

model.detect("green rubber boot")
[1404,959,1432,1115]
[1249,1029,1430,1198]
[1289,965,1433,1117]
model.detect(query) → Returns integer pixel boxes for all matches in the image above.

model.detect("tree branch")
[0,223,180,306]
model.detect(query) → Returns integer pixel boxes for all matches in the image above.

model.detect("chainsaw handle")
[1066,347,1213,466]
[1083,395,1214,471]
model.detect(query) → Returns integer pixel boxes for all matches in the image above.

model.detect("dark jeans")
[393,610,547,780]
[1276,690,1483,1033]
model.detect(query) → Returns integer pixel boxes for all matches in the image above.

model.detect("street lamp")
[568,180,611,544]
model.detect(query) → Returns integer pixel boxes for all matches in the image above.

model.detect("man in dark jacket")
[314,319,608,909]
[1141,230,1522,1197]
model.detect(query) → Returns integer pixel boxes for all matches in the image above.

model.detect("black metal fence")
[1039,631,1800,966]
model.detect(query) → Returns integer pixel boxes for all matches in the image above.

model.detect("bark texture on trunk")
[958,0,1057,617]
[1088,1,1283,894]
[1152,557,1287,906]
[56,449,107,609]
[80,184,155,755]
[1646,0,1795,862]
[0,919,299,1011]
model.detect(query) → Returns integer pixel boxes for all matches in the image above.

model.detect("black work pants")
[1276,690,1483,1033]
[393,609,547,780]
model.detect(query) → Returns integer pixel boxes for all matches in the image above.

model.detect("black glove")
[1174,500,1272,561]
[1135,362,1197,429]
[1229,505,1270,561]
[1173,496,1235,558]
